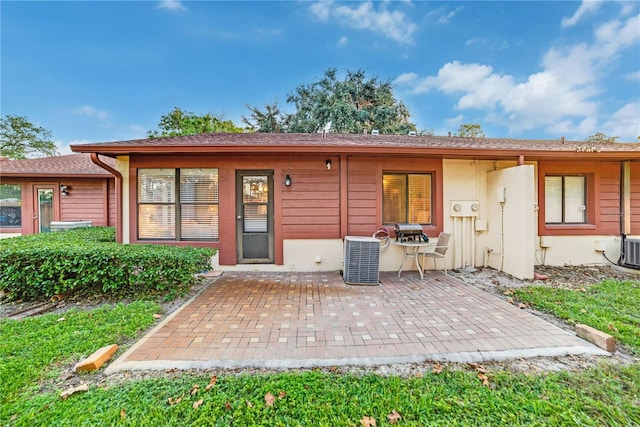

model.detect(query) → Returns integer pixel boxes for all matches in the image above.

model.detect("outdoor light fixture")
[60,185,69,196]
[326,159,332,170]
[284,174,292,187]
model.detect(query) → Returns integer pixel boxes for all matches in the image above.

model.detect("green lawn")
[515,279,640,354]
[1,280,639,426]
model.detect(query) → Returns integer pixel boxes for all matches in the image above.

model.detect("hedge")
[0,227,215,300]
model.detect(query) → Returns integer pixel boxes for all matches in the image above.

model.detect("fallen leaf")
[387,410,402,424]
[502,289,514,296]
[278,391,287,399]
[469,363,486,373]
[360,416,377,427]
[415,371,423,378]
[190,384,200,395]
[120,409,126,419]
[579,288,587,293]
[246,400,254,408]
[264,392,276,406]
[57,317,65,322]
[580,308,588,314]
[60,383,88,400]
[168,397,182,406]
[153,313,163,319]
[193,399,203,409]
[608,323,618,331]
[433,362,443,374]
[517,302,529,310]
[225,401,232,411]
[477,372,490,387]
[205,375,217,391]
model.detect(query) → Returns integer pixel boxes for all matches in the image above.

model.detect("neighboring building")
[70,133,640,279]
[0,154,116,238]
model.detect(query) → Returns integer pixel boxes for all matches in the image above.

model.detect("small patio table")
[394,241,434,279]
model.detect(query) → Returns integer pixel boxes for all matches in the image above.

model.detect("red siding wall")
[60,178,115,226]
[281,158,340,238]
[538,161,620,235]
[631,162,640,234]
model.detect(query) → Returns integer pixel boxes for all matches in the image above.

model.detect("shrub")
[0,227,215,300]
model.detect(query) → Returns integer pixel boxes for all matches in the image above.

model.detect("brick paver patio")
[106,271,606,372]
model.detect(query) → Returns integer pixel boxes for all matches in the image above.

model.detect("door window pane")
[244,204,268,232]
[38,189,53,233]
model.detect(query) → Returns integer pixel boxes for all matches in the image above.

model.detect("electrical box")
[594,240,607,252]
[496,187,506,203]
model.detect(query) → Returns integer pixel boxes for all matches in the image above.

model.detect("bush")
[0,227,215,300]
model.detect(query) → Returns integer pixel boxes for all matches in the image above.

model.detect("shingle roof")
[70,133,640,160]
[0,153,115,178]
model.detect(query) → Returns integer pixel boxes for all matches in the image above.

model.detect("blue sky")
[2,1,639,154]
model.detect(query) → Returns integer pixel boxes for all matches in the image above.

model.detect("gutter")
[90,153,123,243]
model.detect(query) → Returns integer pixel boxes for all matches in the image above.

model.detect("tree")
[0,115,58,159]
[586,132,618,143]
[243,102,287,133]
[456,123,485,138]
[245,68,417,134]
[148,107,243,138]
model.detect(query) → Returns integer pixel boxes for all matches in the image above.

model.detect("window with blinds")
[138,168,218,240]
[383,173,432,224]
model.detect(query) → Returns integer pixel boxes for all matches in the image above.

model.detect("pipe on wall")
[90,153,123,243]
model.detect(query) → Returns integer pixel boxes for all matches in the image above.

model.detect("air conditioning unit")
[343,236,380,285]
[622,237,640,269]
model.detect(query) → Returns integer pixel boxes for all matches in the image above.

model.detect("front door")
[236,171,274,263]
[33,185,55,233]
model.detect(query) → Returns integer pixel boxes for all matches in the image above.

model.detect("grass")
[514,279,640,354]
[1,279,639,426]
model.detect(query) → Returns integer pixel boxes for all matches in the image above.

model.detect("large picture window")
[0,184,22,228]
[138,168,218,240]
[545,175,587,224]
[383,173,432,224]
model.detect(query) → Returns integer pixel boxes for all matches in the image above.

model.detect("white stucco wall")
[536,235,623,266]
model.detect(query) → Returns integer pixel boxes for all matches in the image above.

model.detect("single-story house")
[0,154,116,238]
[70,133,640,279]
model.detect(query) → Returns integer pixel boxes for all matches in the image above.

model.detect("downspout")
[90,153,123,243]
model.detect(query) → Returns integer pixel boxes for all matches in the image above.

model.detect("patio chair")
[420,232,451,275]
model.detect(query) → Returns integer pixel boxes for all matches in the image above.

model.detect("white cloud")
[395,11,640,136]
[437,7,463,25]
[309,1,417,44]
[625,70,640,80]
[56,138,93,156]
[338,36,349,47]
[156,0,186,12]
[73,105,109,120]
[561,1,602,28]
[603,102,640,141]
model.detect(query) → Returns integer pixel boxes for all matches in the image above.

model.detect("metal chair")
[420,232,451,275]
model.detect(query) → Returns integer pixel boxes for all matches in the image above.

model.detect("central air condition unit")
[622,236,640,269]
[343,236,380,285]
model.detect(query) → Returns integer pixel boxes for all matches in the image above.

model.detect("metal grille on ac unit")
[343,236,380,285]
[623,237,640,268]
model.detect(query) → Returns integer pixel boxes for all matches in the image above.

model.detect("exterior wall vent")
[343,236,380,285]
